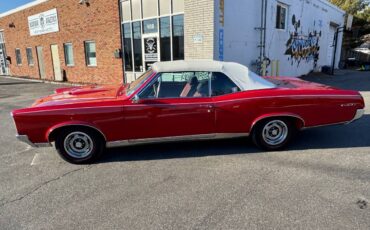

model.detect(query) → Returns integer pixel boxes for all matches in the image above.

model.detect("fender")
[250,113,305,133]
[46,121,107,143]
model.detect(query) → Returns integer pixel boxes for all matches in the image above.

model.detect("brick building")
[0,0,345,85]
[0,0,123,84]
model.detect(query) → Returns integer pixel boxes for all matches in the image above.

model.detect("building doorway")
[0,31,9,75]
[51,44,63,81]
[327,25,337,66]
[142,33,160,71]
[36,46,46,79]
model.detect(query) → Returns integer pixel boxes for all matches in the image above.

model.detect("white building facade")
[120,0,345,82]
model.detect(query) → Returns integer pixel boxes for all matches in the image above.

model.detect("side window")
[26,48,34,66]
[139,71,210,99]
[211,72,240,96]
[15,48,22,66]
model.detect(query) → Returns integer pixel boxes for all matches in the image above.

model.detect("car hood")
[32,84,125,107]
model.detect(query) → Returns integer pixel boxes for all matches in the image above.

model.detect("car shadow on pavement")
[99,115,370,163]
[291,114,370,150]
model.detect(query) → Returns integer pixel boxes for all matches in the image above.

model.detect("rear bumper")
[347,109,365,124]
[16,135,52,148]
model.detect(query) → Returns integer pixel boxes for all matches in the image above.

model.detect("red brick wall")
[0,0,123,84]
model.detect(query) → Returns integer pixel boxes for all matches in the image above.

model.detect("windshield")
[126,70,153,96]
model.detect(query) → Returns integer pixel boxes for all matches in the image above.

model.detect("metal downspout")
[118,0,126,84]
[263,0,267,59]
[258,0,265,63]
[257,0,268,75]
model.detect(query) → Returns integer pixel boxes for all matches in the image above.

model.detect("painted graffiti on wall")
[285,15,322,67]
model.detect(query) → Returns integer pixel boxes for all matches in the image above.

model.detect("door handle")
[200,104,214,109]
[200,104,214,113]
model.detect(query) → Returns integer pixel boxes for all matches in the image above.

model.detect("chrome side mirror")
[132,94,140,104]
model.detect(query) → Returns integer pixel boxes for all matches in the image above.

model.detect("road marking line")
[30,153,40,166]
[17,146,32,154]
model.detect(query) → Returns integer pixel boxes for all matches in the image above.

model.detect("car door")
[210,72,250,134]
[122,71,216,141]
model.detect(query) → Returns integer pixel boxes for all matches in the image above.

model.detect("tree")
[329,0,370,21]
[357,4,370,22]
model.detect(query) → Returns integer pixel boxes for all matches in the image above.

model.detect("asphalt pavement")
[0,72,369,230]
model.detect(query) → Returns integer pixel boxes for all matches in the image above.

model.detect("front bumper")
[16,135,52,148]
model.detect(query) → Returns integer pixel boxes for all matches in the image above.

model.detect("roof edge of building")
[0,0,50,19]
[317,0,346,15]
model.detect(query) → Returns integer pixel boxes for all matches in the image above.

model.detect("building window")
[160,17,171,61]
[143,0,158,19]
[143,19,158,34]
[121,0,131,22]
[172,0,185,14]
[26,48,34,66]
[84,41,97,66]
[159,0,171,15]
[131,0,141,20]
[132,21,143,72]
[172,15,184,60]
[15,49,22,65]
[120,0,185,73]
[276,3,288,30]
[64,43,74,66]
[123,23,133,71]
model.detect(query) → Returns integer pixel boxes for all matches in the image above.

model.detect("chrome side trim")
[16,135,52,148]
[35,143,53,147]
[47,124,107,143]
[16,135,36,147]
[301,121,348,130]
[251,114,306,131]
[302,109,365,130]
[13,95,362,115]
[106,133,249,148]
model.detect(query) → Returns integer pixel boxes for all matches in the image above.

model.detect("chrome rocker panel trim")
[16,135,52,148]
[106,133,249,148]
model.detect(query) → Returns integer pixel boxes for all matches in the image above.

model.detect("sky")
[0,0,35,14]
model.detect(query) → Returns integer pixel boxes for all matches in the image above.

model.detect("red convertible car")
[12,60,365,164]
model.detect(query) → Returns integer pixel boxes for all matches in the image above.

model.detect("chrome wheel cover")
[64,132,94,159]
[262,120,288,146]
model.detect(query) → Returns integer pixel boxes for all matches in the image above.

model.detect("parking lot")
[0,71,369,229]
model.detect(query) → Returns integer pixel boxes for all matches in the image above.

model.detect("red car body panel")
[11,73,365,146]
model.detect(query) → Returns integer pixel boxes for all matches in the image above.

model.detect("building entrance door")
[142,33,160,71]
[36,46,46,79]
[51,44,63,81]
[0,31,9,75]
[327,26,337,66]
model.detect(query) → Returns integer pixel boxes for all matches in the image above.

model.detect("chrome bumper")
[347,109,365,124]
[16,135,52,148]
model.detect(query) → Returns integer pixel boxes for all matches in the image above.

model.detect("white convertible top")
[152,60,276,91]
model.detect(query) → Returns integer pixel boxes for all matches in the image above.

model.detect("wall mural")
[285,15,322,67]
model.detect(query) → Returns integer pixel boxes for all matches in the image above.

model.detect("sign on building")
[28,9,59,36]
[144,37,158,62]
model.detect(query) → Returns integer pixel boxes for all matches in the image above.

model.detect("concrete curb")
[1,75,84,86]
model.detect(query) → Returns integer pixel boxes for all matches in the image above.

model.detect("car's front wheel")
[252,118,296,151]
[55,128,105,164]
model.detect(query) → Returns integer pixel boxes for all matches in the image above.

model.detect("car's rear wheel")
[55,128,105,164]
[252,118,296,150]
